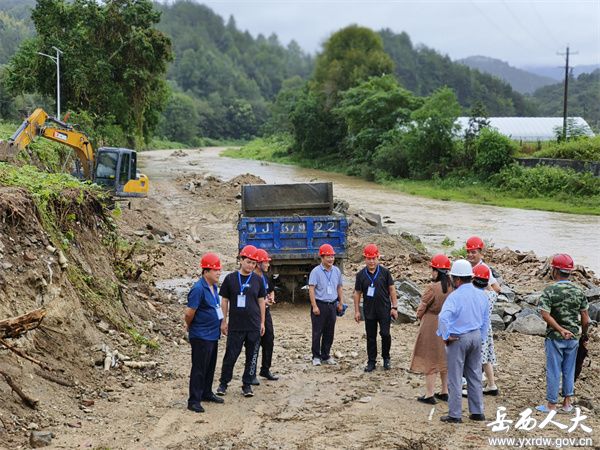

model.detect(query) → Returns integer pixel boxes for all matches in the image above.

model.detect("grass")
[224,136,600,216]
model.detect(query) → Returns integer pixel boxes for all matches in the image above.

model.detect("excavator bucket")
[0,140,19,162]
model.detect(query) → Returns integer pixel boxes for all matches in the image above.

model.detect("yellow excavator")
[0,108,149,197]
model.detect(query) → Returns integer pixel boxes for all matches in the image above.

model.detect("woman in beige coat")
[410,254,453,405]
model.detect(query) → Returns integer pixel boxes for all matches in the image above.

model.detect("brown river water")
[140,147,600,275]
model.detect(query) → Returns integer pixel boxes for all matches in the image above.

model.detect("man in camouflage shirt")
[536,254,589,414]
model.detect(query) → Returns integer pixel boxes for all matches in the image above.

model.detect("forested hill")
[532,70,600,132]
[379,30,535,116]
[0,0,538,141]
[457,55,556,94]
[0,0,34,64]
[153,1,314,140]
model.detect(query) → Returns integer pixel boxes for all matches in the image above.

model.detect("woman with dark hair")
[410,254,454,404]
[472,264,499,396]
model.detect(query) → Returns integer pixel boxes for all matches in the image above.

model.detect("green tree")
[473,128,516,176]
[4,0,172,146]
[313,25,394,107]
[159,91,199,145]
[333,75,420,166]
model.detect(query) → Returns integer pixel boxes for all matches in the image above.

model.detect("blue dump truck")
[238,182,348,300]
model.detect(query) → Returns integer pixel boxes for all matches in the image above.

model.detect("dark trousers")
[251,310,275,375]
[311,301,337,360]
[188,338,218,407]
[365,316,391,363]
[219,330,260,386]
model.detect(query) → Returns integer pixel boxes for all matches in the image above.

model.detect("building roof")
[455,117,595,141]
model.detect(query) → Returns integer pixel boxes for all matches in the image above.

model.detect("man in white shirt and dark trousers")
[437,259,489,423]
[309,244,344,366]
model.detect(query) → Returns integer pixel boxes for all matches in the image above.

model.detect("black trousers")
[251,309,275,375]
[311,301,337,360]
[188,338,218,407]
[219,330,260,386]
[365,315,391,363]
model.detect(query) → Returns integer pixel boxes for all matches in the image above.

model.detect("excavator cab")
[93,147,149,198]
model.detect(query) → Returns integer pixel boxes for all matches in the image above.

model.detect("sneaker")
[187,403,205,413]
[469,414,486,421]
[383,358,391,370]
[312,358,321,366]
[216,384,227,396]
[242,385,254,397]
[322,357,337,365]
[462,389,468,398]
[259,370,279,381]
[559,405,574,414]
[250,377,260,386]
[364,362,376,372]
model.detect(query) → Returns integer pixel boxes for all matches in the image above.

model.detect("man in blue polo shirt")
[437,259,489,424]
[308,243,344,366]
[184,253,225,413]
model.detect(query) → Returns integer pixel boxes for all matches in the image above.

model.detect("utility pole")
[37,46,63,119]
[557,46,577,141]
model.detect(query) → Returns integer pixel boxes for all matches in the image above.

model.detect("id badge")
[326,285,333,295]
[237,295,246,308]
[216,307,224,320]
[367,286,375,297]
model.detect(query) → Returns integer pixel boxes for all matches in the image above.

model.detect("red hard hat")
[254,248,271,262]
[472,264,490,280]
[466,236,484,251]
[319,243,335,256]
[430,254,451,270]
[551,253,574,271]
[200,252,222,270]
[239,245,258,260]
[363,243,379,258]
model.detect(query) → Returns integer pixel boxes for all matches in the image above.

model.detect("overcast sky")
[198,0,600,68]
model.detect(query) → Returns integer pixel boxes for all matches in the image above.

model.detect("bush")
[533,135,600,161]
[474,128,516,176]
[491,164,600,197]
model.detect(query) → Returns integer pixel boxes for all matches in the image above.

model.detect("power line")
[527,0,561,48]
[500,0,556,55]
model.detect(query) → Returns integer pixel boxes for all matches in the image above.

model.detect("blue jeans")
[544,338,579,404]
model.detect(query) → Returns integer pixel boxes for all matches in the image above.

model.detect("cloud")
[200,0,600,67]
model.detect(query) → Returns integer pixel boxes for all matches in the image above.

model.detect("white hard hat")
[449,259,473,277]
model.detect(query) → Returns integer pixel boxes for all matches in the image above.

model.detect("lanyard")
[321,265,334,285]
[207,283,220,307]
[238,271,253,294]
[365,265,380,287]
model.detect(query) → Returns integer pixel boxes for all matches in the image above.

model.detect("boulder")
[395,280,421,298]
[522,292,542,306]
[584,287,600,304]
[493,302,521,317]
[506,315,546,336]
[30,431,53,448]
[395,303,417,324]
[499,285,516,302]
[490,314,505,331]
[516,307,539,320]
[588,303,600,322]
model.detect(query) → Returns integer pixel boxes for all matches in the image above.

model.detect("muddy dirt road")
[139,148,600,275]
[45,148,598,449]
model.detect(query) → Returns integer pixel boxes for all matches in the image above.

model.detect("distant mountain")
[522,64,600,81]
[457,55,555,94]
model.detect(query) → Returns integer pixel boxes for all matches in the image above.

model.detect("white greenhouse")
[455,117,595,142]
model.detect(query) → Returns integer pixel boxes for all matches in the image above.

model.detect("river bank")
[220,138,600,216]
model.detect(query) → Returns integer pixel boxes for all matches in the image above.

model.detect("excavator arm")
[0,108,95,179]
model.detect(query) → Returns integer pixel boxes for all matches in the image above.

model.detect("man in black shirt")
[216,245,266,398]
[353,244,398,372]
